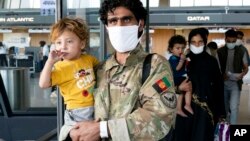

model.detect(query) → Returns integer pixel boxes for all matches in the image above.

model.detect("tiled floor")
[238,84,250,124]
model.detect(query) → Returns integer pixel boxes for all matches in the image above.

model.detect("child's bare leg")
[177,94,187,117]
[184,91,194,114]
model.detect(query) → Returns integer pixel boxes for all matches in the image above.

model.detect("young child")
[39,17,99,141]
[168,35,193,117]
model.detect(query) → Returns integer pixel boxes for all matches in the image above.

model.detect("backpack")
[142,54,154,84]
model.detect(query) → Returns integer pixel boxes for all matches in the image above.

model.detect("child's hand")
[48,50,64,64]
[180,53,186,60]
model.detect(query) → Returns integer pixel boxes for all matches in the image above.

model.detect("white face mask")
[107,25,140,53]
[235,39,243,46]
[190,44,204,54]
[227,43,236,49]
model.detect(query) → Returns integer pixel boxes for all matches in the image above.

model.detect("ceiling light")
[0,29,12,33]
[208,28,227,33]
[28,29,50,33]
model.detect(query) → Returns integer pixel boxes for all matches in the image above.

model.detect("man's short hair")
[236,31,244,37]
[39,41,46,46]
[225,29,237,38]
[207,41,218,50]
[99,0,147,25]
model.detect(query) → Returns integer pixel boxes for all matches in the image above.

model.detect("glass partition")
[67,0,102,60]
[0,0,130,113]
[0,0,57,114]
[2,0,250,9]
[168,0,250,7]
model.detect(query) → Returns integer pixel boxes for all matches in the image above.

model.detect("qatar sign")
[187,16,210,21]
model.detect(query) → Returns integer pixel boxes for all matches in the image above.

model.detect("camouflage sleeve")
[108,54,176,141]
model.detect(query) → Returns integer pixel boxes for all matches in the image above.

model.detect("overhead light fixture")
[28,29,50,33]
[149,29,155,33]
[208,28,227,33]
[0,29,12,33]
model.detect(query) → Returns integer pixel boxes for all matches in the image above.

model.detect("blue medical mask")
[226,43,236,49]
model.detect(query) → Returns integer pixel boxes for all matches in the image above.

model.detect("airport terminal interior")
[1,0,250,140]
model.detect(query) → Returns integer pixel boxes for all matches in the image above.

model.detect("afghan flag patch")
[152,77,171,94]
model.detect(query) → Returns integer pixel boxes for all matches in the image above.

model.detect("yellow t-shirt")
[51,54,99,110]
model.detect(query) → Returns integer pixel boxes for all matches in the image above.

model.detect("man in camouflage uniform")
[93,45,177,141]
[69,0,191,141]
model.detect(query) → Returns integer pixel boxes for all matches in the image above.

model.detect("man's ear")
[138,20,145,32]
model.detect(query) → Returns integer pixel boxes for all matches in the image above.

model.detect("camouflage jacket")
[94,45,177,141]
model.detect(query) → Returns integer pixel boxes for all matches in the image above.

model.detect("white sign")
[0,17,34,23]
[187,16,210,21]
[41,0,56,9]
[3,33,30,48]
[41,0,56,16]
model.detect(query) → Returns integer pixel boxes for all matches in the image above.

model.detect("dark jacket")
[217,45,245,90]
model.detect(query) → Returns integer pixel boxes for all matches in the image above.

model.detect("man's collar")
[105,44,144,71]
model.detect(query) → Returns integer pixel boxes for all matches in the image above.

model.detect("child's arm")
[39,50,62,88]
[176,53,186,71]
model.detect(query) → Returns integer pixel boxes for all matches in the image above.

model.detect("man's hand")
[70,120,101,141]
[236,72,245,80]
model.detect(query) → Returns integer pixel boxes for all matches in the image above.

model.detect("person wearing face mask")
[217,29,249,124]
[236,30,250,66]
[68,0,192,141]
[174,28,226,141]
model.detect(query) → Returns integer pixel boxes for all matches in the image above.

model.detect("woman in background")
[174,28,226,141]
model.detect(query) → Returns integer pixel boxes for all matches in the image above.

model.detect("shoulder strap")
[142,54,154,85]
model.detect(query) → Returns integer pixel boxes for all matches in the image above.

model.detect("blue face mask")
[226,43,236,49]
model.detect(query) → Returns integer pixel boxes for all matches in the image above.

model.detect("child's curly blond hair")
[50,17,89,49]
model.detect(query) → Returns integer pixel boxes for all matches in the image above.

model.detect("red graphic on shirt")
[78,69,90,77]
[82,90,89,97]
